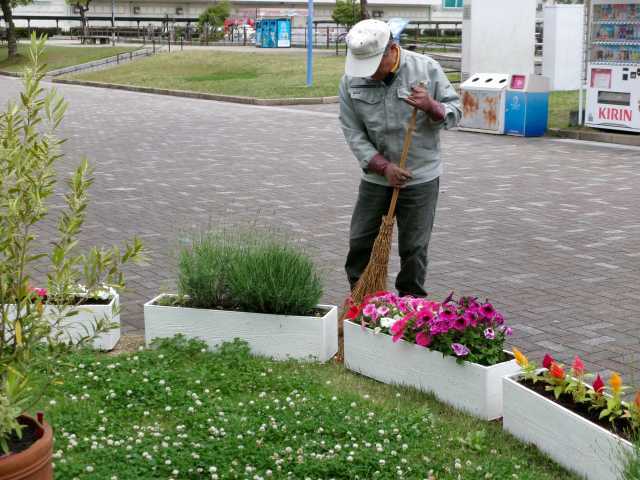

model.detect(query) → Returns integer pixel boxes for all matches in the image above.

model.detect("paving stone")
[2,77,640,384]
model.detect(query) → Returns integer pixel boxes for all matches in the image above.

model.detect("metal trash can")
[459,73,510,134]
[504,74,550,137]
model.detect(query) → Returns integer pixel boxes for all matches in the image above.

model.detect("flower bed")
[503,351,638,480]
[344,292,519,420]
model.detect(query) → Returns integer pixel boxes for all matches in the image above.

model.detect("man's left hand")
[404,85,445,121]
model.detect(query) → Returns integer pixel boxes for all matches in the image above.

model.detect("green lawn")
[0,44,136,73]
[39,337,577,479]
[70,51,462,99]
[548,90,579,130]
[71,51,346,98]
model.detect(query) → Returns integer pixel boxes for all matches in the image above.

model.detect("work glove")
[368,153,413,188]
[404,84,446,122]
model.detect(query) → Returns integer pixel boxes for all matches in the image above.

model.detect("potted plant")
[343,292,520,420]
[10,283,122,351]
[144,229,338,362]
[0,35,144,479]
[503,351,638,480]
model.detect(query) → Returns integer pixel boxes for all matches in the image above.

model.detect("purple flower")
[484,328,495,340]
[504,327,513,336]
[494,312,504,325]
[451,343,470,357]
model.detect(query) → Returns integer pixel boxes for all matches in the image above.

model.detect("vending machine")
[586,0,640,132]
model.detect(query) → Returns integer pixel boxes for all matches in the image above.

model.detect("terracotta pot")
[0,415,53,480]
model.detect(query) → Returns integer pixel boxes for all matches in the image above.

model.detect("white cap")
[345,19,392,78]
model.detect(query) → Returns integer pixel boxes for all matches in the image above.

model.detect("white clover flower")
[165,459,172,465]
[86,466,94,473]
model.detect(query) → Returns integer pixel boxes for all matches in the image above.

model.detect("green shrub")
[177,231,234,309]
[227,237,323,316]
[177,230,323,316]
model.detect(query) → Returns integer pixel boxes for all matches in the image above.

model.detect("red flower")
[542,354,555,370]
[592,374,605,394]
[550,362,565,380]
[572,355,585,376]
[346,304,360,320]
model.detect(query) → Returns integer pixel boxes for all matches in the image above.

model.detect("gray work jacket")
[339,48,462,186]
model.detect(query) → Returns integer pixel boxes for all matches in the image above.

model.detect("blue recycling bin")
[504,75,550,137]
[257,18,291,48]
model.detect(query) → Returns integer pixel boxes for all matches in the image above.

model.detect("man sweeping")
[340,19,462,299]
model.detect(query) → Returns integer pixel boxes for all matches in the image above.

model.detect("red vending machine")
[586,0,640,132]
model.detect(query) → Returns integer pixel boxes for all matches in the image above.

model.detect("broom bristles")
[350,215,395,304]
[337,215,395,362]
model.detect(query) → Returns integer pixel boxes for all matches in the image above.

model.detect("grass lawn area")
[70,51,462,99]
[41,336,577,479]
[0,44,136,73]
[548,90,579,130]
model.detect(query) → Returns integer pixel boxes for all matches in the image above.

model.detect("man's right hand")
[385,163,413,188]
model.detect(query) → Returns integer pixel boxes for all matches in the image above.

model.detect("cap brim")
[345,49,384,78]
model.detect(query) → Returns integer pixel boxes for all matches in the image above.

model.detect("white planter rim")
[345,319,515,370]
[145,293,334,317]
[505,372,634,448]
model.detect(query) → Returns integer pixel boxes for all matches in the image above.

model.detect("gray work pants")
[345,177,439,297]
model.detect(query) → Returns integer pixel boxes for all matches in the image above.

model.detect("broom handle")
[386,106,418,218]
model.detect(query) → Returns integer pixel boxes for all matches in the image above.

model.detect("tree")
[65,0,92,42]
[332,0,362,28]
[198,1,230,33]
[0,0,32,58]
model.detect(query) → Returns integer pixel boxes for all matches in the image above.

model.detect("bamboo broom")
[336,101,421,362]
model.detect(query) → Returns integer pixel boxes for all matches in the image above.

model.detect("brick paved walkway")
[2,77,639,383]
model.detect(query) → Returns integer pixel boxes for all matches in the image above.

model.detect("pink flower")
[390,318,408,343]
[377,306,390,317]
[494,312,504,325]
[504,327,513,336]
[480,303,496,320]
[463,311,479,327]
[440,306,458,322]
[415,332,431,347]
[362,304,377,319]
[451,343,470,357]
[452,315,469,331]
[572,356,585,376]
[484,328,495,340]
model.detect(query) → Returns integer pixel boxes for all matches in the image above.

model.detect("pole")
[306,0,314,87]
[111,0,115,45]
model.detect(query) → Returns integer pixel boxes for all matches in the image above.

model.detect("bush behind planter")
[177,230,323,316]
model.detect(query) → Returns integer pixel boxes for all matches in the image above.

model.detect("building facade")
[6,0,465,29]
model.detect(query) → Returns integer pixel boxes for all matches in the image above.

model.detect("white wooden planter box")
[503,373,634,480]
[144,294,338,362]
[344,320,519,420]
[5,294,120,351]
